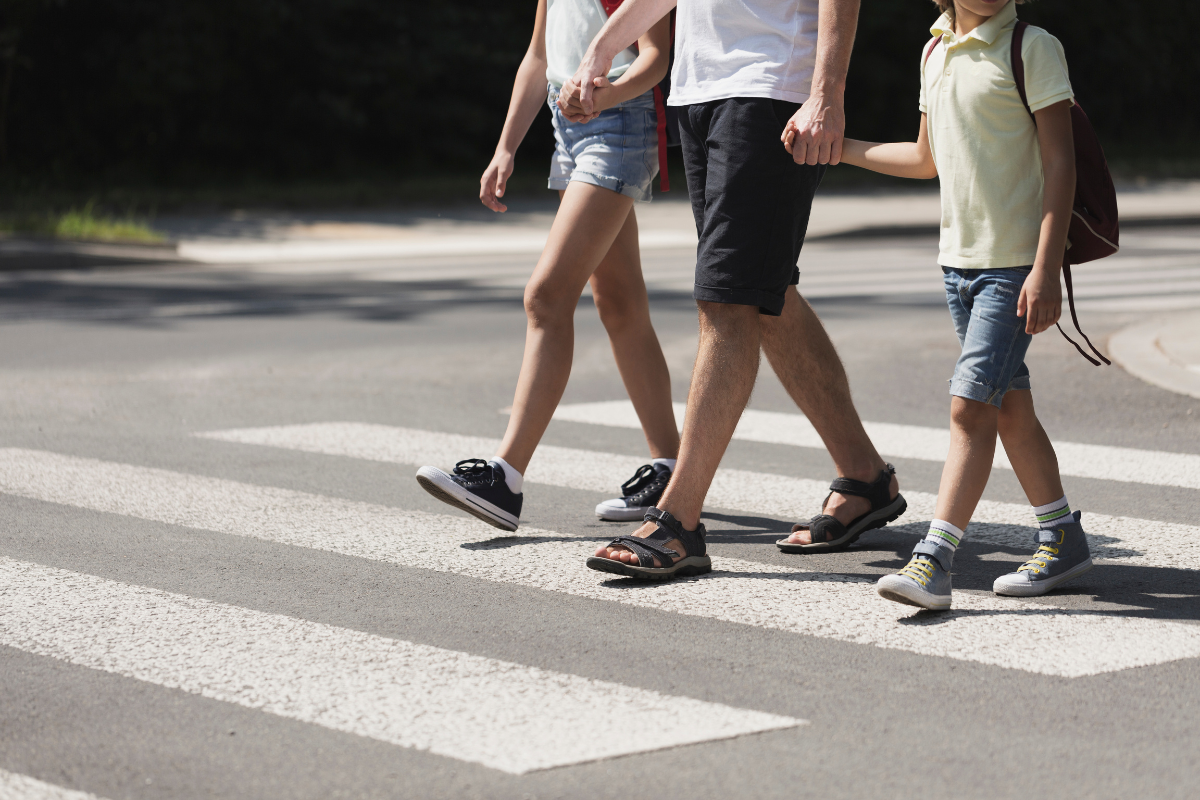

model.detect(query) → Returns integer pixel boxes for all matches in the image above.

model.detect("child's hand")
[1017,266,1063,335]
[480,151,515,213]
[558,77,613,123]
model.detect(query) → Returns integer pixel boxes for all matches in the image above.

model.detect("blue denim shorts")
[943,266,1034,408]
[546,83,658,203]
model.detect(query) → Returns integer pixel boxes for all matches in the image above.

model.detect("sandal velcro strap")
[827,463,896,509]
[594,507,709,568]
[913,538,954,571]
[606,535,679,568]
[796,514,847,543]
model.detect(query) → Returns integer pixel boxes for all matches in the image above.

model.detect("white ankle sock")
[1033,496,1072,529]
[925,519,964,553]
[489,457,523,495]
[651,458,677,472]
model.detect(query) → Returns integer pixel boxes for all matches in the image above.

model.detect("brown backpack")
[1012,20,1118,366]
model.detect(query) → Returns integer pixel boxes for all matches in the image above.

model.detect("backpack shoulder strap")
[923,35,940,67]
[1010,20,1034,119]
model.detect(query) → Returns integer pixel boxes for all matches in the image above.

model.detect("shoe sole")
[415,467,519,532]
[777,494,908,553]
[876,577,951,611]
[585,555,712,581]
[595,503,651,522]
[993,558,1094,597]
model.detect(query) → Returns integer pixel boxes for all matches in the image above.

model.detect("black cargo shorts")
[678,97,826,316]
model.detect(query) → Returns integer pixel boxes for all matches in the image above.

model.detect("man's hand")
[1017,266,1063,334]
[561,49,614,117]
[781,94,846,165]
[558,77,613,122]
[479,150,515,213]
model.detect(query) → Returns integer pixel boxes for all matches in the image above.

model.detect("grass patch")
[0,201,165,244]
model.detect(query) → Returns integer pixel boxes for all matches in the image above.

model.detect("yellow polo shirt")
[920,2,1074,269]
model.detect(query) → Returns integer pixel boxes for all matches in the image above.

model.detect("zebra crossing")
[2,396,1198,796]
[0,769,106,800]
[709,228,1200,311]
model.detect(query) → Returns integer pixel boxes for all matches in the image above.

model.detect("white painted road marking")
[3,448,1199,677]
[197,423,1200,571]
[551,400,1200,492]
[0,769,108,800]
[0,557,800,774]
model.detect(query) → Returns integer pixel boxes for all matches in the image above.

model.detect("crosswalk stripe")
[0,769,107,800]
[197,422,1200,572]
[551,401,1200,492]
[0,556,800,774]
[3,447,1199,677]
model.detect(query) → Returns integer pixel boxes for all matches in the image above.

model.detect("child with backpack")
[415,0,680,531]
[791,0,1096,609]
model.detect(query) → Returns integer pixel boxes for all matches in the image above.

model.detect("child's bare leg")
[589,213,680,460]
[996,389,1064,507]
[496,183,636,474]
[934,396,1001,530]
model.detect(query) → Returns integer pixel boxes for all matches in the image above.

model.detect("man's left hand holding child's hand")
[1018,266,1063,334]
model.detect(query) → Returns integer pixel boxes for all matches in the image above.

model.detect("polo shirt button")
[945,69,951,76]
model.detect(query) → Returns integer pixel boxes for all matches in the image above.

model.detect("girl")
[797,0,1093,609]
[416,0,680,531]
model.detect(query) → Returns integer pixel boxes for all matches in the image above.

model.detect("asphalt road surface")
[1,225,1199,800]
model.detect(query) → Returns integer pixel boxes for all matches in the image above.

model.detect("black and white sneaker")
[416,458,522,531]
[595,463,672,521]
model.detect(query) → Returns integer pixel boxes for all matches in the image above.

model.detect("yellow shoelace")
[898,556,936,586]
[1017,543,1060,575]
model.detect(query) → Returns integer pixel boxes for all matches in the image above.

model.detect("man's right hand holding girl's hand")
[557,76,616,123]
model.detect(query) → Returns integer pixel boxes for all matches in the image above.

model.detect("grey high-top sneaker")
[876,538,954,611]
[994,510,1093,597]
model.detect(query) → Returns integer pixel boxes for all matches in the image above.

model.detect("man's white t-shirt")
[668,0,820,106]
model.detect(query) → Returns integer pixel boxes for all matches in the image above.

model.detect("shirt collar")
[930,1,1018,46]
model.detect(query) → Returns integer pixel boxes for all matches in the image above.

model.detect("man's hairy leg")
[761,289,898,544]
[595,300,761,566]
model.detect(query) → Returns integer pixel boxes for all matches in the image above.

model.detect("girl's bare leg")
[496,182,676,473]
[589,210,680,460]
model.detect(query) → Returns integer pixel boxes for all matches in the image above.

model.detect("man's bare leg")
[763,289,900,545]
[595,300,761,566]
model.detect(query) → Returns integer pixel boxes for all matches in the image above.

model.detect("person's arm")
[835,114,937,179]
[781,0,860,166]
[557,14,671,122]
[1018,99,1075,334]
[480,0,550,213]
[562,0,677,116]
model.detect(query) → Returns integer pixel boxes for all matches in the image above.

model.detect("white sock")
[1033,496,1072,529]
[652,458,677,472]
[489,457,523,495]
[925,519,964,553]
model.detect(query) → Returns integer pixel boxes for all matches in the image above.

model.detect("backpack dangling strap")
[1055,260,1111,366]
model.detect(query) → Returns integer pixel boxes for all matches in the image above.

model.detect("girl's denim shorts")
[943,266,1034,408]
[546,83,659,203]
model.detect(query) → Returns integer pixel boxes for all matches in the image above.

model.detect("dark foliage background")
[1,0,1196,187]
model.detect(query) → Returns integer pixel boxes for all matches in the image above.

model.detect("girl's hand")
[558,77,614,123]
[1017,266,1063,335]
[480,151,515,213]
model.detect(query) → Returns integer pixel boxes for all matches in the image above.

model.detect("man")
[559,0,906,578]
